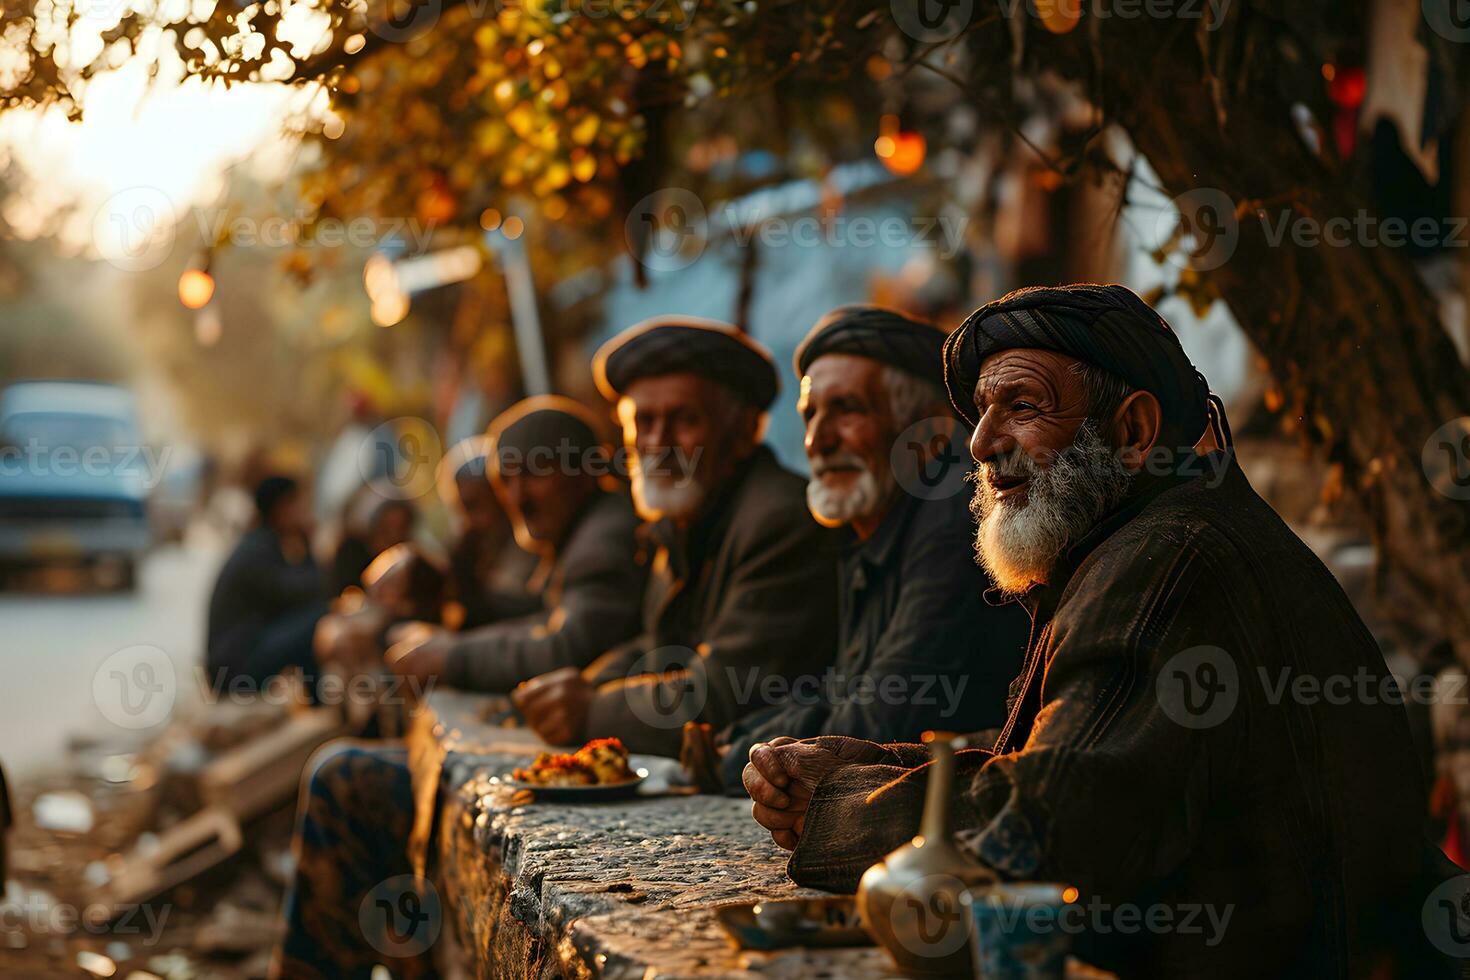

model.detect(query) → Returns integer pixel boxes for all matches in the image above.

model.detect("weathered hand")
[384,625,451,682]
[511,667,594,747]
[744,737,890,851]
[314,606,387,667]
[679,722,728,794]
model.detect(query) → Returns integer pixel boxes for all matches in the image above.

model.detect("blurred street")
[0,539,221,779]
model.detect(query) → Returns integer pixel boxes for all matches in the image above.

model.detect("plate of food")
[504,737,649,801]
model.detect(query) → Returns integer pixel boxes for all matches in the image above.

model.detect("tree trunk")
[1010,12,1470,654]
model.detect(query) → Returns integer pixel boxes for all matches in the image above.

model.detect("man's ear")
[1110,390,1162,472]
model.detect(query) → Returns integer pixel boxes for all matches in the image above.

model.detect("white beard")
[806,453,890,525]
[631,454,706,522]
[970,421,1135,596]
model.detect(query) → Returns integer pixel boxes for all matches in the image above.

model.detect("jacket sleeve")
[791,525,1234,896]
[585,499,840,756]
[717,519,1027,791]
[442,500,648,694]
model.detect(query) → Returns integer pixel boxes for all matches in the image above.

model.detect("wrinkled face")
[454,472,500,535]
[967,348,1093,497]
[799,353,895,526]
[619,372,756,522]
[496,469,589,546]
[965,349,1134,595]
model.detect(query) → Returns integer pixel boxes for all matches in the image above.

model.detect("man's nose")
[968,407,1011,464]
[804,410,838,457]
[640,418,669,450]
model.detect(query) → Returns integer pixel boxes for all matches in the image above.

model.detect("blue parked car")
[0,381,154,589]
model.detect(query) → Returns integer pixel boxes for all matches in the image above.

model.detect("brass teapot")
[856,732,995,976]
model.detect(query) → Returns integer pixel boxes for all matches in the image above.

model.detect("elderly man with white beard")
[512,316,841,756]
[696,306,1028,792]
[740,285,1455,977]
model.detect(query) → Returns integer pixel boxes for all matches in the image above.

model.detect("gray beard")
[806,453,891,525]
[632,456,706,522]
[969,420,1135,596]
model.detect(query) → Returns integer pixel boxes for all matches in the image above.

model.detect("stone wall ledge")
[409,690,900,979]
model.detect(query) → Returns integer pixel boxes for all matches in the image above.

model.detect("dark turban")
[943,284,1219,450]
[594,316,779,409]
[488,396,607,478]
[253,475,298,520]
[793,305,949,387]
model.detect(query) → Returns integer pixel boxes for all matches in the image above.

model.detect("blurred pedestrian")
[204,475,328,691]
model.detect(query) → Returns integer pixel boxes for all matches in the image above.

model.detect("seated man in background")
[205,475,328,691]
[694,306,1028,792]
[386,396,647,691]
[326,491,418,595]
[513,316,841,756]
[743,285,1453,977]
[437,435,540,629]
[275,397,647,979]
[312,543,450,682]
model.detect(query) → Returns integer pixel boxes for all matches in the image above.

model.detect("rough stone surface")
[408,691,902,979]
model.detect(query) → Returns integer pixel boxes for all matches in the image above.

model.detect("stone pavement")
[406,690,903,979]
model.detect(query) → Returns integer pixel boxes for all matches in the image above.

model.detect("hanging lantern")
[178,268,215,310]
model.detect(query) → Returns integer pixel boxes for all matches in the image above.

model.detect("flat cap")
[487,395,608,477]
[943,283,1212,450]
[794,305,949,386]
[593,316,779,409]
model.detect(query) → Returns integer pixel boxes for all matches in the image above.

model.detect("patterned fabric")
[793,305,950,386]
[273,742,434,980]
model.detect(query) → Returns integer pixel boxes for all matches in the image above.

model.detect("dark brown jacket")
[442,491,647,693]
[789,454,1455,978]
[583,445,841,756]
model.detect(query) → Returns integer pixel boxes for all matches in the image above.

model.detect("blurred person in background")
[275,396,647,979]
[327,489,418,594]
[385,396,647,691]
[205,475,328,691]
[512,317,840,755]
[438,435,541,630]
